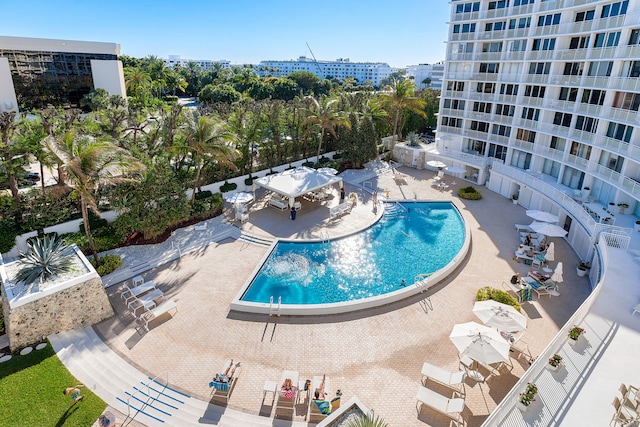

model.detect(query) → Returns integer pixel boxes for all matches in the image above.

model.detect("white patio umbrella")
[472,300,527,332]
[545,242,555,262]
[551,261,564,284]
[317,167,338,176]
[223,192,254,205]
[529,221,568,237]
[526,210,559,223]
[449,322,510,365]
[427,160,447,169]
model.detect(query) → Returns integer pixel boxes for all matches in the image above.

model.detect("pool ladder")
[269,296,281,316]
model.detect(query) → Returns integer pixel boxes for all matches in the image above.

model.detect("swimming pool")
[231,201,470,315]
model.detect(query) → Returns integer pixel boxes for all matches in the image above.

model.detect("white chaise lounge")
[416,385,465,424]
[139,300,177,331]
[120,280,156,304]
[421,362,466,394]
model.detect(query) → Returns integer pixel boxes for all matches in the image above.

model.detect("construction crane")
[305,42,324,78]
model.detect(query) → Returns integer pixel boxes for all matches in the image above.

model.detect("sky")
[2,0,450,68]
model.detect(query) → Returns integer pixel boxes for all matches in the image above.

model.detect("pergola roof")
[255,166,342,199]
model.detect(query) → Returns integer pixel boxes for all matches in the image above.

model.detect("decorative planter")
[577,268,587,277]
[635,222,640,233]
[517,402,529,412]
[512,199,518,205]
[547,362,562,372]
[568,337,578,346]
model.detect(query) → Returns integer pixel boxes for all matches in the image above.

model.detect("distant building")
[164,55,231,71]
[0,35,126,112]
[406,63,445,90]
[256,56,395,87]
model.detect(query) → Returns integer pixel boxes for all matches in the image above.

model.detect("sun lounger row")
[416,362,465,424]
[139,299,177,331]
[121,279,156,304]
[272,371,341,421]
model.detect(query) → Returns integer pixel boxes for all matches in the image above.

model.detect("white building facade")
[164,55,231,71]
[256,56,395,87]
[0,35,126,112]
[406,63,445,90]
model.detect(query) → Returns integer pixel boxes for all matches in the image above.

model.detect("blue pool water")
[241,202,465,305]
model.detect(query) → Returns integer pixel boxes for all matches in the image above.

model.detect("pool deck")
[91,163,592,426]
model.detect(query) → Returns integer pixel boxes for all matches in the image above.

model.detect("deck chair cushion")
[330,397,341,411]
[281,387,297,399]
[314,399,332,414]
[210,381,229,391]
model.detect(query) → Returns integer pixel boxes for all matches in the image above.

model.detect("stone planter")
[577,267,587,277]
[635,222,640,233]
[568,337,579,346]
[512,198,518,205]
[517,402,530,412]
[547,362,562,372]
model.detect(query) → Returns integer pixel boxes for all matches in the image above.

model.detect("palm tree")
[0,111,22,210]
[44,130,145,264]
[380,78,426,144]
[303,95,351,161]
[345,412,388,427]
[124,67,151,98]
[16,117,51,195]
[179,111,239,203]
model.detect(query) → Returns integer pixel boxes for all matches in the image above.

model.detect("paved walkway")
[63,162,590,426]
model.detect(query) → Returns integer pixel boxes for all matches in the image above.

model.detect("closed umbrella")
[472,300,527,332]
[529,221,568,237]
[545,242,555,262]
[427,160,447,169]
[551,262,563,285]
[449,322,510,365]
[526,210,559,223]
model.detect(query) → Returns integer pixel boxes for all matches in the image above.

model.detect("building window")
[509,40,527,52]
[612,91,640,111]
[496,103,515,116]
[473,102,492,113]
[594,31,621,47]
[453,23,477,33]
[447,81,465,91]
[516,128,537,143]
[550,136,567,151]
[543,158,561,178]
[622,61,640,78]
[561,166,585,189]
[510,149,532,170]
[528,62,550,74]
[599,151,624,172]
[514,0,534,5]
[532,38,556,51]
[471,121,490,132]
[466,139,486,154]
[443,99,466,110]
[509,17,531,29]
[442,117,463,128]
[569,36,590,49]
[524,85,546,98]
[575,9,595,21]
[570,141,592,159]
[479,63,500,73]
[563,62,584,76]
[455,43,474,53]
[476,82,496,93]
[456,2,481,13]
[629,29,640,46]
[606,122,633,142]
[521,107,540,121]
[601,1,628,18]
[581,89,605,105]
[553,112,573,127]
[488,143,508,161]
[559,87,578,101]
[485,21,507,31]
[575,115,599,133]
[537,13,561,27]
[587,61,613,77]
[482,42,503,52]
[500,83,519,95]
[491,124,511,137]
[488,0,509,9]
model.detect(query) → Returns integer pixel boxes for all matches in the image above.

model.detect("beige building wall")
[91,59,126,98]
[0,58,18,113]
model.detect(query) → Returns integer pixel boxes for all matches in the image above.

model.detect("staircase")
[238,232,274,248]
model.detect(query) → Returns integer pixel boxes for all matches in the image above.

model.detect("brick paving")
[94,166,590,426]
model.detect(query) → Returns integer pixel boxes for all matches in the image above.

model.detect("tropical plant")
[568,325,585,341]
[303,95,351,160]
[475,286,521,312]
[379,78,426,144]
[519,382,538,406]
[44,130,144,264]
[0,111,23,211]
[345,411,389,427]
[15,235,73,285]
[458,186,482,200]
[548,354,563,367]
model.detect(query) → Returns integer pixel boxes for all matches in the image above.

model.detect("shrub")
[244,176,254,186]
[475,286,521,312]
[92,254,122,276]
[78,210,108,234]
[0,218,19,253]
[162,95,179,103]
[302,161,315,168]
[194,190,213,200]
[458,186,482,200]
[220,181,237,192]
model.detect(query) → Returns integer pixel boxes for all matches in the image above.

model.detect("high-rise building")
[256,56,395,87]
[406,63,445,90]
[164,55,231,71]
[0,35,126,112]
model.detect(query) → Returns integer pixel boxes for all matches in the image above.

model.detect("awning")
[255,166,342,201]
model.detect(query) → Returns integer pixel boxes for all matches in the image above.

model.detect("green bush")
[0,218,19,253]
[78,210,108,234]
[302,161,314,168]
[220,181,237,192]
[63,225,123,254]
[244,176,254,186]
[458,186,482,200]
[475,286,521,312]
[163,95,179,103]
[92,254,122,276]
[194,190,213,200]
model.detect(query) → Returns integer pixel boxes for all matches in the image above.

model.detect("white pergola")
[255,166,342,208]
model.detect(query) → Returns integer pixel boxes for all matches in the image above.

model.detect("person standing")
[372,191,378,205]
[340,187,345,201]
[290,205,297,220]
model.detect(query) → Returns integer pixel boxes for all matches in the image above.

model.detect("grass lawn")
[0,341,106,427]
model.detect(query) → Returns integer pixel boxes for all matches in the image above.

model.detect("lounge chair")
[502,280,531,303]
[514,224,533,233]
[209,359,242,402]
[308,375,337,422]
[128,288,164,316]
[522,276,557,298]
[433,170,444,181]
[139,299,177,331]
[275,370,299,414]
[120,280,156,304]
[421,362,465,395]
[415,385,464,424]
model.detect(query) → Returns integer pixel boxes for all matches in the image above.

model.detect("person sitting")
[314,374,326,400]
[529,269,550,283]
[510,272,522,285]
[313,375,339,416]
[281,378,297,399]
[524,233,532,246]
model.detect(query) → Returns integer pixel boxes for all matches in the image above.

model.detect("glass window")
[575,9,595,21]
[550,136,567,151]
[606,122,633,142]
[563,62,584,76]
[561,166,585,189]
[553,112,573,127]
[528,62,550,74]
[629,29,640,46]
[479,63,499,73]
[601,1,628,18]
[510,149,532,169]
[500,84,519,95]
[496,104,515,116]
[521,107,540,121]
[575,115,599,133]
[488,143,508,161]
[537,13,561,26]
[587,61,613,76]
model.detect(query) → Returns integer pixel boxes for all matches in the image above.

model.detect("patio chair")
[433,170,444,181]
[611,396,635,426]
[421,362,465,395]
[308,375,337,422]
[522,276,557,298]
[120,280,156,305]
[209,359,242,402]
[415,385,465,424]
[138,299,177,331]
[275,370,300,414]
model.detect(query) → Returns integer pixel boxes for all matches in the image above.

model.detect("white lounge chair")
[421,362,465,395]
[128,288,164,316]
[139,299,177,331]
[120,280,156,304]
[275,370,300,414]
[514,224,533,233]
[416,385,464,424]
[209,359,241,402]
[308,375,334,422]
[433,170,444,181]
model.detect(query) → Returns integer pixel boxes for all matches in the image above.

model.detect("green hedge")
[244,176,254,186]
[220,181,237,192]
[458,186,482,200]
[0,218,19,253]
[92,254,122,276]
[475,286,521,312]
